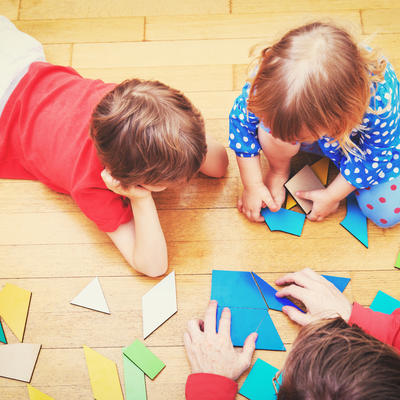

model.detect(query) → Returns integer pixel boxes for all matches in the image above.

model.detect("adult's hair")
[248,21,386,154]
[91,79,207,187]
[278,318,400,400]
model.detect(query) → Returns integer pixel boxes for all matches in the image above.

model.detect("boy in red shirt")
[0,17,228,277]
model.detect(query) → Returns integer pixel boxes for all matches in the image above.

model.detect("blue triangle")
[322,275,351,292]
[211,270,266,309]
[370,291,400,314]
[252,273,302,312]
[216,306,285,351]
[0,320,6,344]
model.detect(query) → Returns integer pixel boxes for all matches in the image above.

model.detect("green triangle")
[0,320,7,344]
[396,250,400,269]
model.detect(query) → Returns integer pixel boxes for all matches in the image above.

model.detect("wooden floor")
[1,1,400,399]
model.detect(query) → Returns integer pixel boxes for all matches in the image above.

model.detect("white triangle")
[70,277,110,314]
[0,343,41,382]
[142,271,177,338]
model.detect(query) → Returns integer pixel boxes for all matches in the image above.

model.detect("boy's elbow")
[131,254,168,278]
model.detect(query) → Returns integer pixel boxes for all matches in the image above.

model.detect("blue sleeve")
[319,61,400,189]
[229,82,261,157]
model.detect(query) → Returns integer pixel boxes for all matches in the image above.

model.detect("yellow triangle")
[27,385,55,400]
[0,284,31,342]
[310,158,329,186]
[83,346,124,400]
[285,194,297,209]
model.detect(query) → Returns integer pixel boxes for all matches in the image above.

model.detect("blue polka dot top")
[229,61,400,189]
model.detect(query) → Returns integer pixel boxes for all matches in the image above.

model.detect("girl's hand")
[101,169,151,200]
[275,268,352,326]
[296,188,340,221]
[238,183,278,222]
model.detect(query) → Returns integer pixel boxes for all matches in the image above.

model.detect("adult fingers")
[275,284,309,304]
[282,306,312,326]
[187,318,203,341]
[240,332,257,367]
[217,307,232,339]
[275,270,314,288]
[183,332,198,371]
[204,300,218,336]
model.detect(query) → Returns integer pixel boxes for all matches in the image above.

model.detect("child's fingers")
[282,306,311,326]
[296,190,314,201]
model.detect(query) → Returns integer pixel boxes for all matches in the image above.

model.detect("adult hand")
[238,183,278,222]
[101,169,151,199]
[296,189,340,221]
[184,300,257,381]
[275,268,352,326]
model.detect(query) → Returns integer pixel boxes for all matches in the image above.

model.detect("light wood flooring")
[1,1,400,399]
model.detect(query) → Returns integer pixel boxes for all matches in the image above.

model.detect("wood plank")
[43,44,72,66]
[362,9,400,34]
[75,65,234,92]
[19,0,229,20]
[71,39,262,68]
[146,11,361,41]
[0,0,19,19]
[14,18,144,44]
[232,0,400,14]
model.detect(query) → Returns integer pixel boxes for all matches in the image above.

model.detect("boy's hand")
[184,301,257,381]
[275,268,352,326]
[296,188,340,221]
[238,183,278,222]
[101,169,151,200]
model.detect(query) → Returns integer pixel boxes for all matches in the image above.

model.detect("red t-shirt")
[0,62,132,232]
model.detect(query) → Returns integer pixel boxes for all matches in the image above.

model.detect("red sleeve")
[185,373,237,400]
[349,302,400,351]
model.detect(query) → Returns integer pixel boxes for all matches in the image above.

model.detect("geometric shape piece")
[284,165,325,214]
[239,358,282,400]
[252,273,302,312]
[261,207,306,237]
[123,339,165,380]
[0,343,41,382]
[142,271,177,339]
[322,275,351,292]
[211,270,266,309]
[70,277,110,314]
[370,291,400,315]
[0,283,32,342]
[0,320,6,344]
[27,384,55,400]
[216,307,285,351]
[285,194,297,209]
[310,157,330,185]
[395,249,400,269]
[83,345,123,400]
[340,193,368,248]
[123,354,147,400]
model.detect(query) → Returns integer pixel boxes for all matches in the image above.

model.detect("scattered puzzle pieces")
[0,283,32,342]
[322,275,351,292]
[285,194,297,210]
[340,193,368,248]
[71,277,110,314]
[0,320,6,344]
[142,271,177,339]
[83,345,123,400]
[0,343,41,382]
[310,157,329,185]
[370,291,400,314]
[27,384,55,400]
[261,207,306,237]
[239,358,281,400]
[395,250,400,269]
[123,354,147,400]
[123,339,165,380]
[285,165,325,214]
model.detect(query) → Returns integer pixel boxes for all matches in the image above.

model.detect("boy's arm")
[199,135,229,178]
[102,171,168,277]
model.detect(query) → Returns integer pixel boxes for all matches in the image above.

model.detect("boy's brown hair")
[91,79,207,187]
[248,22,386,154]
[278,318,400,400]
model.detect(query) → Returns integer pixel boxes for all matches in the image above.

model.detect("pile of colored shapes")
[261,208,306,237]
